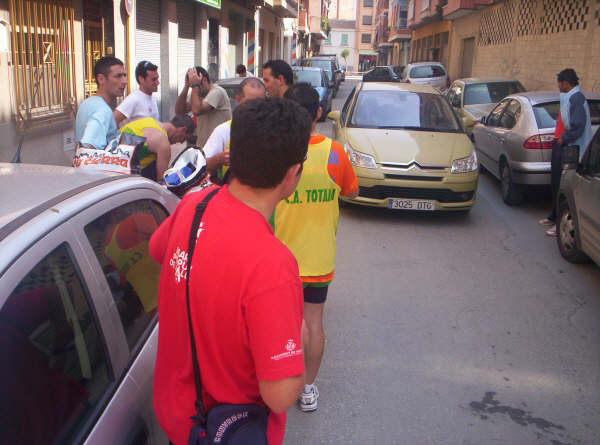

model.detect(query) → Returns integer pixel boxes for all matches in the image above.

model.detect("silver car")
[401,62,449,91]
[446,78,525,134]
[0,164,178,444]
[472,91,600,205]
[557,132,600,266]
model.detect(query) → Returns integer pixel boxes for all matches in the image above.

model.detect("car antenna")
[11,67,44,163]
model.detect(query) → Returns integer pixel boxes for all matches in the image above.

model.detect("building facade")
[321,19,357,71]
[356,0,377,71]
[0,0,296,165]
[388,0,411,66]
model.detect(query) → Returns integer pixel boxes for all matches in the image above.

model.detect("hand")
[187,68,202,86]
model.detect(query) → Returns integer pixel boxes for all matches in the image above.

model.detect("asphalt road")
[284,78,600,445]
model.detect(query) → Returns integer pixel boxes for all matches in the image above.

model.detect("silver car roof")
[509,91,600,104]
[456,77,522,84]
[0,163,122,233]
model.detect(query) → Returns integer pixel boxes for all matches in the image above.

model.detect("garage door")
[136,0,161,117]
[177,0,196,92]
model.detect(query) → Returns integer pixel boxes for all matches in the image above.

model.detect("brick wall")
[448,0,600,93]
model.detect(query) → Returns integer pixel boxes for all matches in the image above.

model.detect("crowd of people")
[75,56,357,445]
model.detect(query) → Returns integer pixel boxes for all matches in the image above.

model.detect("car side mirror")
[327,110,341,122]
[562,145,580,170]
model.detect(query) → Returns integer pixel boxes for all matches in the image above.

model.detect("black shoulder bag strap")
[185,187,220,427]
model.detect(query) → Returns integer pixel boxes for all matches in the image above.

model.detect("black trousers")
[549,140,563,221]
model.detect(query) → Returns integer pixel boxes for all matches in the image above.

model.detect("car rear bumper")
[510,161,551,185]
[342,172,479,211]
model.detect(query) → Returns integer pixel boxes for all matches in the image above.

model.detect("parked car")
[316,54,344,81]
[301,57,340,97]
[0,164,179,445]
[362,66,402,83]
[328,82,478,212]
[556,131,600,266]
[472,91,600,205]
[401,62,450,91]
[446,78,525,134]
[292,66,333,121]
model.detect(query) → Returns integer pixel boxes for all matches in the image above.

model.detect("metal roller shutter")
[177,0,196,92]
[136,0,161,116]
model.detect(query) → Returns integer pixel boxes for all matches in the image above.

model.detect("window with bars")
[362,33,372,43]
[364,0,374,7]
[363,15,373,25]
[9,0,77,131]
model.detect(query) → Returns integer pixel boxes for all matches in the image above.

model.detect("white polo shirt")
[117,89,160,122]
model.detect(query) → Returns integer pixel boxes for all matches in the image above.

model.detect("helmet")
[163,147,209,197]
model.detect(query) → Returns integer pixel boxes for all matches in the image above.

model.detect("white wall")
[321,29,357,71]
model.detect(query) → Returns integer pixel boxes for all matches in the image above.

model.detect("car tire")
[556,199,589,263]
[500,162,524,205]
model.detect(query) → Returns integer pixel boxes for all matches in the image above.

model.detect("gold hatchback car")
[329,82,479,211]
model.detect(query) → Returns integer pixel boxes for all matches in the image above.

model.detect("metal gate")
[177,0,196,92]
[136,0,161,114]
[8,0,77,130]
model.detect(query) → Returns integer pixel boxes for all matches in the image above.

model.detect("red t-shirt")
[149,186,304,445]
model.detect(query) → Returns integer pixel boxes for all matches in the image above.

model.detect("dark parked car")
[362,66,402,83]
[301,57,341,97]
[293,66,333,121]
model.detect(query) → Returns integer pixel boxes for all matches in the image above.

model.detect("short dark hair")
[135,60,158,84]
[557,68,579,86]
[284,82,320,121]
[171,114,195,134]
[195,66,210,84]
[93,56,123,85]
[263,59,293,86]
[240,77,266,96]
[229,98,311,188]
[236,64,247,75]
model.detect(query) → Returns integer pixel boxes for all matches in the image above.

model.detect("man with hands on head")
[175,66,231,147]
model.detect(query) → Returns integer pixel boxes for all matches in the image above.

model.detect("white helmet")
[163,147,209,197]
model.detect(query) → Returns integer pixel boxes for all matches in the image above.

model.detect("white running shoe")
[299,384,319,412]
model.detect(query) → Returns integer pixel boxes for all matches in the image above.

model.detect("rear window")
[294,70,323,87]
[350,90,461,132]
[410,65,446,79]
[533,100,600,129]
[463,82,525,105]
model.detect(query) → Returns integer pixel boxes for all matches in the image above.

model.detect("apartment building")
[356,0,377,71]
[322,19,357,71]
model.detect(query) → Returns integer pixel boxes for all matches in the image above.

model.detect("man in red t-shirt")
[149,97,313,445]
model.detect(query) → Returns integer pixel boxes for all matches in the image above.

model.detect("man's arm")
[143,128,171,180]
[258,376,304,413]
[203,122,230,173]
[113,109,128,126]
[562,94,588,145]
[80,115,110,150]
[190,86,214,116]
[175,85,192,114]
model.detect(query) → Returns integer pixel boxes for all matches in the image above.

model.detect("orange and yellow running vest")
[274,136,341,277]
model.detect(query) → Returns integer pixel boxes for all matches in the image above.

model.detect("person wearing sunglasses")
[114,60,160,126]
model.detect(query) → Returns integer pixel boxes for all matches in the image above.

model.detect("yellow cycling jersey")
[121,117,167,170]
[274,136,341,277]
[216,120,232,182]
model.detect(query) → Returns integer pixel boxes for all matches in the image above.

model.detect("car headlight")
[344,142,377,169]
[451,150,478,174]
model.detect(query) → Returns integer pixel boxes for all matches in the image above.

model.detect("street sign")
[196,0,221,9]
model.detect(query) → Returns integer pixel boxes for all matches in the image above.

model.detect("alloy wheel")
[559,207,578,253]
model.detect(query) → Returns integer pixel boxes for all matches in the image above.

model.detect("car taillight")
[406,78,410,83]
[523,134,554,149]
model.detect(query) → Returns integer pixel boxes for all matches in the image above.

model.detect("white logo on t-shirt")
[169,247,188,283]
[271,339,302,361]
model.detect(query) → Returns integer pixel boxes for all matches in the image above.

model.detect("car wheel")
[500,162,524,205]
[556,199,589,263]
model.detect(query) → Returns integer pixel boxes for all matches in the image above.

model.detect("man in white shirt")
[114,60,160,125]
[203,77,266,183]
[175,66,232,147]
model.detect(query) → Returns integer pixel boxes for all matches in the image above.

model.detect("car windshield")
[464,82,525,105]
[294,70,323,87]
[308,60,332,72]
[409,65,446,78]
[350,90,462,132]
[533,100,600,128]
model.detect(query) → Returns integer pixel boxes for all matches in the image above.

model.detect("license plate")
[388,199,436,211]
